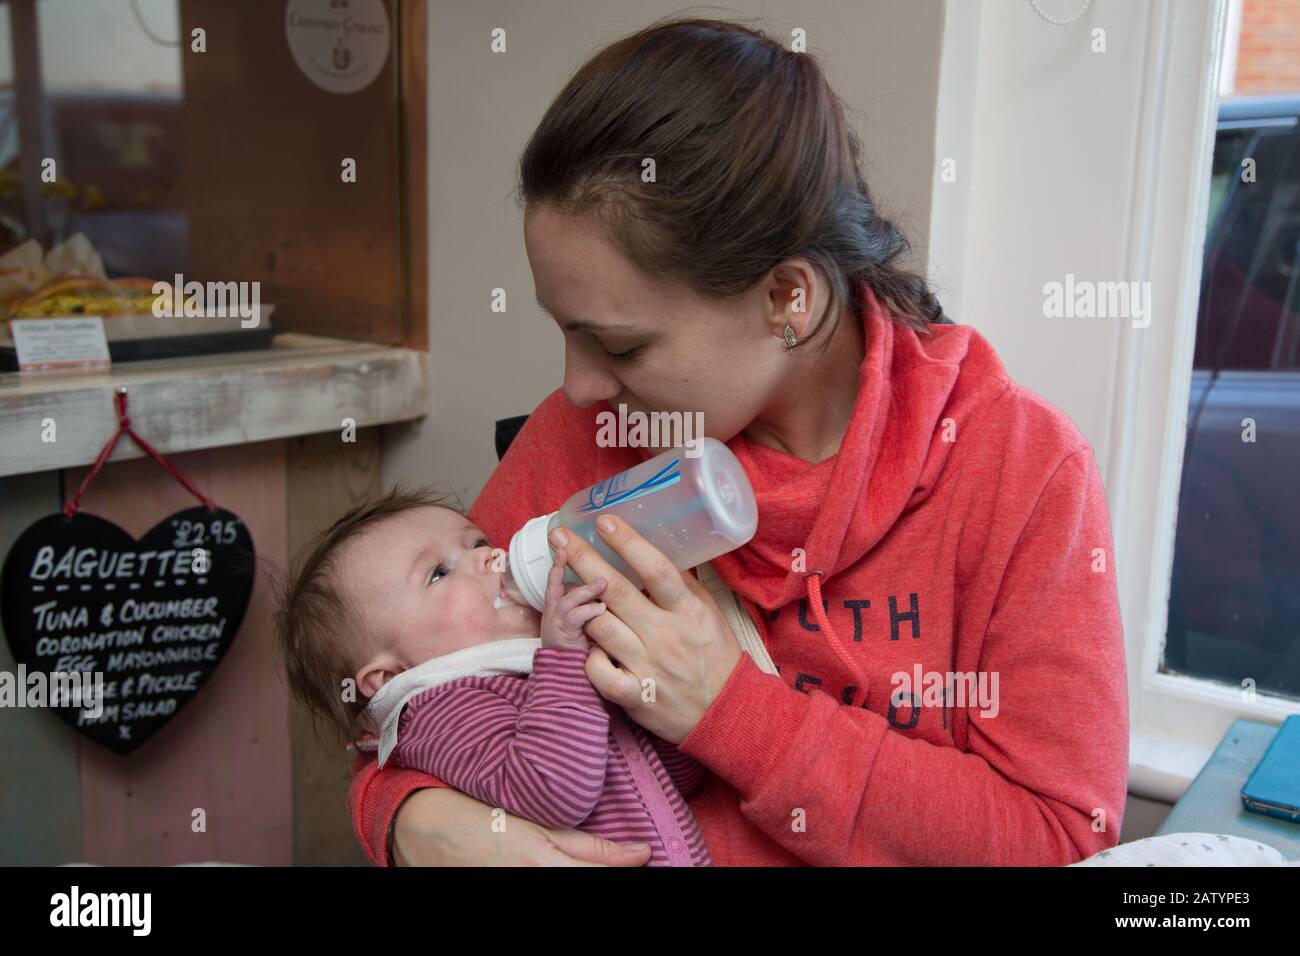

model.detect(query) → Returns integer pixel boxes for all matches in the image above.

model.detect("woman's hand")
[391,787,654,866]
[550,514,742,744]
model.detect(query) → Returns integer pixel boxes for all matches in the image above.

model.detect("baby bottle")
[496,437,758,612]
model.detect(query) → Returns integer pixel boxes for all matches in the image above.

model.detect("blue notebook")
[1242,714,1300,823]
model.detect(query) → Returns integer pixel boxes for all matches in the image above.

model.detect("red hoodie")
[348,282,1129,866]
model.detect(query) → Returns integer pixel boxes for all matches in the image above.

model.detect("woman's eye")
[603,345,640,362]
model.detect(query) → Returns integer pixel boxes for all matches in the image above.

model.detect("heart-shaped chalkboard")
[1,507,254,754]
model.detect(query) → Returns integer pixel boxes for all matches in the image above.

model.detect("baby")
[276,488,711,867]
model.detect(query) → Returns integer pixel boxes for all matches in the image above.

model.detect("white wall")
[382,0,945,503]
[930,0,1161,461]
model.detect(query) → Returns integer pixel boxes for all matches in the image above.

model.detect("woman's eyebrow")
[535,290,639,334]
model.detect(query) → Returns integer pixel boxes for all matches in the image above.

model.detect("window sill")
[0,333,429,477]
[1128,669,1298,804]
[1129,726,1215,804]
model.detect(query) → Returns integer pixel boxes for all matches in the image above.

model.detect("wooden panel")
[0,334,429,477]
[180,0,404,344]
[71,441,290,865]
[285,429,382,865]
[0,472,84,865]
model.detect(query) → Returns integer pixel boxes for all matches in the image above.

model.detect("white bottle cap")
[507,511,559,612]
[698,436,758,547]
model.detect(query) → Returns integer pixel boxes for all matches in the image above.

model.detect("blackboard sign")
[1,507,254,754]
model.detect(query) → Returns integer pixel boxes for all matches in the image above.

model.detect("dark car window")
[1195,122,1300,371]
[1166,105,1300,703]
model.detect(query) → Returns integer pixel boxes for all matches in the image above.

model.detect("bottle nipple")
[494,561,530,609]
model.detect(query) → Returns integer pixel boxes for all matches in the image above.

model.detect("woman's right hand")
[391,787,654,866]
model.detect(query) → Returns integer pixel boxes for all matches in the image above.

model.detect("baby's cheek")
[441,581,494,629]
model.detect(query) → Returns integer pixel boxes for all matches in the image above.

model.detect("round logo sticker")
[285,0,390,95]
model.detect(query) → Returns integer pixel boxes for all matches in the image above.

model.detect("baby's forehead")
[333,505,480,580]
[343,504,474,554]
[384,504,477,538]
[430,506,482,537]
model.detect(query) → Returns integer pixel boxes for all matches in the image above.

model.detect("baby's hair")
[274,485,465,748]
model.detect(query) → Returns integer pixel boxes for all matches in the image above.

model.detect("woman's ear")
[765,259,823,339]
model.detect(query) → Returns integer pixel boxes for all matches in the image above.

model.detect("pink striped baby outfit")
[390,646,712,866]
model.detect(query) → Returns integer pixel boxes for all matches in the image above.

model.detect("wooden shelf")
[0,334,429,477]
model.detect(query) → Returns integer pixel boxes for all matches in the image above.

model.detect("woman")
[349,16,1128,866]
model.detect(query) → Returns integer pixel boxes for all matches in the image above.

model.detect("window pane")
[1195,126,1300,371]
[1166,106,1300,700]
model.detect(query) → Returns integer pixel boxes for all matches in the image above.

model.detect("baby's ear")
[355,659,393,700]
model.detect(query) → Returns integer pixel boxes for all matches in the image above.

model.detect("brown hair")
[274,487,464,746]
[515,15,947,353]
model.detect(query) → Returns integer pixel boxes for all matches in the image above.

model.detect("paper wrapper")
[0,233,108,303]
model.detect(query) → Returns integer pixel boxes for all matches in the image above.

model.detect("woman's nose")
[562,350,620,409]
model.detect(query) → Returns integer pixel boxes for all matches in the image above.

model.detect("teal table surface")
[1155,718,1300,861]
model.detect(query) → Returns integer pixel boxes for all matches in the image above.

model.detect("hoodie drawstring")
[805,573,870,709]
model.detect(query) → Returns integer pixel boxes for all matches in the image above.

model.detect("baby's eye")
[428,538,489,586]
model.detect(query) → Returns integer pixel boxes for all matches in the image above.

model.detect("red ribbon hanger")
[63,387,216,518]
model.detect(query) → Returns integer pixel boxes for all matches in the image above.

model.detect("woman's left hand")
[550,515,742,744]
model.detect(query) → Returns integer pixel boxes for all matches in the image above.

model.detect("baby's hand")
[539,548,607,650]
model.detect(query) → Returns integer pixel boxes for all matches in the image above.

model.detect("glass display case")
[0,0,426,367]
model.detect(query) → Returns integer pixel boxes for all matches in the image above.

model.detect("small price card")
[10,316,111,373]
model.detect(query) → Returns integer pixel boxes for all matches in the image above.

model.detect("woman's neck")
[742,303,866,464]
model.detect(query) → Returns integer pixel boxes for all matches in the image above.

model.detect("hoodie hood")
[708,280,1010,613]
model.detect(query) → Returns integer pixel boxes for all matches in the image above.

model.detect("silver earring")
[783,324,798,349]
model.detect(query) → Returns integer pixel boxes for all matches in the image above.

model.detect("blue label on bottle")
[579,457,681,514]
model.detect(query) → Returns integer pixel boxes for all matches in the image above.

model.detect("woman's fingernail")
[550,529,567,547]
[597,515,616,534]
[625,843,650,852]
